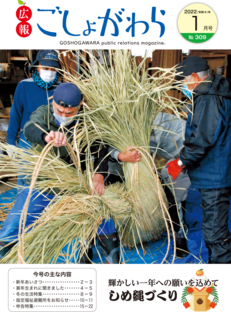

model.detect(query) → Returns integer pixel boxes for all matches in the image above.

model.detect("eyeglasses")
[57,100,80,109]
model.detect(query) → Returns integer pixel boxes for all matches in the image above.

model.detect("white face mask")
[53,105,76,126]
[53,111,74,126]
[40,69,57,82]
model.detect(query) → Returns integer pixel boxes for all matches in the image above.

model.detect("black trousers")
[199,187,231,264]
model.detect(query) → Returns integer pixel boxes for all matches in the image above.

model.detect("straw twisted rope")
[137,147,176,264]
[17,140,176,263]
[18,141,55,263]
[17,138,90,263]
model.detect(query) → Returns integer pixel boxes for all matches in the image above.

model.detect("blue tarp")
[1,186,231,264]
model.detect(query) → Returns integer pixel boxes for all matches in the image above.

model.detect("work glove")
[166,158,185,180]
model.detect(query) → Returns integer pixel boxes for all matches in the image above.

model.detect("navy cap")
[53,83,82,108]
[29,50,60,73]
[176,56,209,80]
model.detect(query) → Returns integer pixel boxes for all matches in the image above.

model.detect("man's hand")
[118,146,141,163]
[91,174,105,195]
[166,158,185,180]
[44,131,67,147]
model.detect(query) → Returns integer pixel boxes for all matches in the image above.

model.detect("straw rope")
[137,147,176,263]
[18,141,55,263]
[17,137,90,263]
[16,141,176,264]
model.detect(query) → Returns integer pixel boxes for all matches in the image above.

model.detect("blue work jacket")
[180,75,231,189]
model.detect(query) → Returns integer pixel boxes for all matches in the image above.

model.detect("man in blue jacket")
[7,50,60,187]
[167,56,231,263]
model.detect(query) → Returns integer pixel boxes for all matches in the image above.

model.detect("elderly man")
[7,50,61,187]
[167,55,231,263]
[0,83,119,264]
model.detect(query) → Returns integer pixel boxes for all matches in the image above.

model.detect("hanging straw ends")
[119,152,168,246]
[2,192,106,264]
[0,143,32,192]
[102,180,167,248]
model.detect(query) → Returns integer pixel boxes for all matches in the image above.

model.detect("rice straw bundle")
[61,50,186,246]
[0,50,186,263]
[0,142,145,264]
[1,182,134,264]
